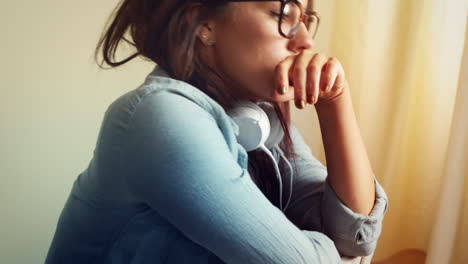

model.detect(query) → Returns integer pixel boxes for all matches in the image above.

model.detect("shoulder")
[120,79,247,191]
[120,74,241,155]
[128,73,227,125]
[133,86,215,124]
[99,75,225,142]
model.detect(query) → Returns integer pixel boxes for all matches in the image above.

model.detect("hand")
[275,50,348,109]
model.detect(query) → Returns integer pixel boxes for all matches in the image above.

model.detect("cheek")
[216,25,288,99]
[218,44,278,97]
[214,5,296,98]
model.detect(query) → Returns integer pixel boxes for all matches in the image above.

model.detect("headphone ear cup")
[257,102,284,149]
[227,102,271,152]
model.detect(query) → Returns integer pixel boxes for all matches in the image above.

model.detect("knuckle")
[328,56,338,63]
[328,57,342,67]
[293,67,306,77]
[307,63,318,73]
[316,53,328,62]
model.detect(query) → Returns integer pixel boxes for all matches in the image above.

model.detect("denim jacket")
[45,65,388,264]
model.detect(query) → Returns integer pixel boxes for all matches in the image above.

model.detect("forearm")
[315,89,375,216]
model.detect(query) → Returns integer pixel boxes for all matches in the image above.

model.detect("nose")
[287,24,314,52]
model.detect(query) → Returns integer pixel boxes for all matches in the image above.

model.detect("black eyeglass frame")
[193,0,320,39]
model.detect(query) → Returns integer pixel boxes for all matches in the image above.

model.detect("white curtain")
[426,20,468,264]
[292,0,468,262]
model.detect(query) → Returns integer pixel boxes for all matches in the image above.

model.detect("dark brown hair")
[95,0,300,209]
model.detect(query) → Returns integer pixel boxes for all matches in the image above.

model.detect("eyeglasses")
[193,0,320,39]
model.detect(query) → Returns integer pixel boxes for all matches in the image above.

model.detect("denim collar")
[150,65,170,78]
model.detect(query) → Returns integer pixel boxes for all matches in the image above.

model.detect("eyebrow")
[225,0,314,12]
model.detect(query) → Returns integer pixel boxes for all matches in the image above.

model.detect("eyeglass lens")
[280,1,318,38]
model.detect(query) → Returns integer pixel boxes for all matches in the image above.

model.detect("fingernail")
[281,85,288,94]
[307,95,313,104]
[312,96,316,104]
[278,85,284,94]
[325,85,330,92]
[296,99,305,109]
[300,99,305,109]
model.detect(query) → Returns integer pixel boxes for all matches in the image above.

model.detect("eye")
[270,11,281,20]
[270,11,290,20]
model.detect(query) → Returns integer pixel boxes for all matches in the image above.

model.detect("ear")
[197,22,216,46]
[185,3,217,46]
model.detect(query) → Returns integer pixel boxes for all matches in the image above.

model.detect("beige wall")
[1,1,155,263]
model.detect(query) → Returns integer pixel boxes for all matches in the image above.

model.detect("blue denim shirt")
[45,65,388,264]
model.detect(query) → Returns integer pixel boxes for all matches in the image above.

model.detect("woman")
[46,0,388,263]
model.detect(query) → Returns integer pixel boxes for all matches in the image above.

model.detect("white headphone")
[227,101,292,211]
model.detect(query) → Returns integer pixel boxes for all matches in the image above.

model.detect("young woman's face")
[207,0,314,102]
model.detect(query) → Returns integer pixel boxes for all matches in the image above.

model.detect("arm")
[121,91,341,264]
[315,88,375,216]
[283,121,388,257]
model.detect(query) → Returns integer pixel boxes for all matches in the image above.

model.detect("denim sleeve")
[284,124,389,257]
[121,91,342,264]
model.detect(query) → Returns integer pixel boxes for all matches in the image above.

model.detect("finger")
[331,71,347,96]
[320,57,339,93]
[275,55,295,95]
[291,51,314,108]
[306,53,329,104]
[318,73,347,105]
